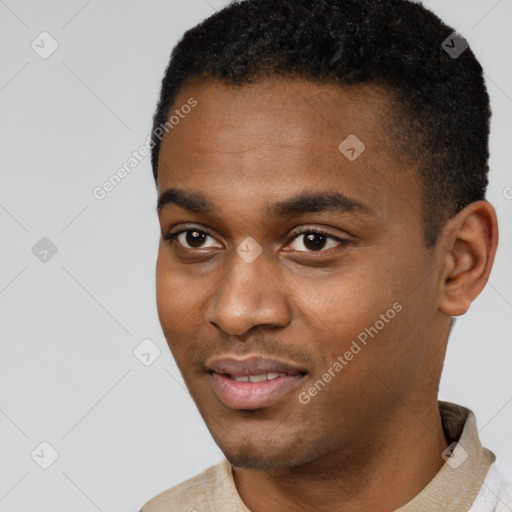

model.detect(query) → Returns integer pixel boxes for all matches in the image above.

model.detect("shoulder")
[469,462,512,512]
[140,460,241,512]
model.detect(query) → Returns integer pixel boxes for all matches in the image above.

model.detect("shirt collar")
[396,401,495,512]
[218,401,495,511]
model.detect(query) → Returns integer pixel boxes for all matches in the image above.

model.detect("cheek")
[155,252,204,347]
[155,253,176,327]
[290,261,396,340]
[293,309,426,442]
[290,253,431,388]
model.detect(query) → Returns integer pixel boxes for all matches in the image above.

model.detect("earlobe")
[437,201,498,317]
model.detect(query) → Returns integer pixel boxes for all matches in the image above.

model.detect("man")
[141,0,511,510]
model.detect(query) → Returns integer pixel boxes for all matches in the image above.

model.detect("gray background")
[0,1,511,511]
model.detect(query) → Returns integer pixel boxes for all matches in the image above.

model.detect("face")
[155,77,444,470]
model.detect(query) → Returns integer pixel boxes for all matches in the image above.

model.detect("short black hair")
[151,0,490,246]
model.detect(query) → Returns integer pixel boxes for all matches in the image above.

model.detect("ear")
[437,201,498,317]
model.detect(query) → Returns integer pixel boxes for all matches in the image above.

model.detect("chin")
[194,393,326,470]
[223,447,300,470]
[211,428,314,471]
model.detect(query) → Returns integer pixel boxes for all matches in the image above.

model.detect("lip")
[207,356,307,410]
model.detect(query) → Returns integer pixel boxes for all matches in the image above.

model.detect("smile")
[231,372,287,382]
[206,356,307,410]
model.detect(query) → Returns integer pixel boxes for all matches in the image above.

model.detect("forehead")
[157,77,421,222]
[164,76,394,150]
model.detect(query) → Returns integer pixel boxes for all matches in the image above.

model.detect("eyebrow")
[157,187,373,217]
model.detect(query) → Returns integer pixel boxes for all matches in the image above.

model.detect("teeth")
[249,374,267,383]
[232,372,287,382]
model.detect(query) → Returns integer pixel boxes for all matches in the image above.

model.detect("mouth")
[206,356,307,410]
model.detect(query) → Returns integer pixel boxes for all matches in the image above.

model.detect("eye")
[163,228,222,250]
[287,230,348,253]
[163,226,349,254]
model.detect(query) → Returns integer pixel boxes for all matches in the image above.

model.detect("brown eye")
[288,231,347,253]
[164,228,222,250]
[303,233,328,251]
[185,230,207,248]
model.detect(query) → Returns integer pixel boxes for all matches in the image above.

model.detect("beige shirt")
[140,401,505,512]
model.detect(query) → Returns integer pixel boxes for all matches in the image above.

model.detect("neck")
[233,399,448,512]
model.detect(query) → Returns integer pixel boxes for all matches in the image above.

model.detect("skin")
[155,77,498,512]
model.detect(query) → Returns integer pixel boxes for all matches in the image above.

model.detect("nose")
[206,247,292,337]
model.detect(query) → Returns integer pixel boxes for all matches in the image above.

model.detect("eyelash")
[162,226,350,254]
